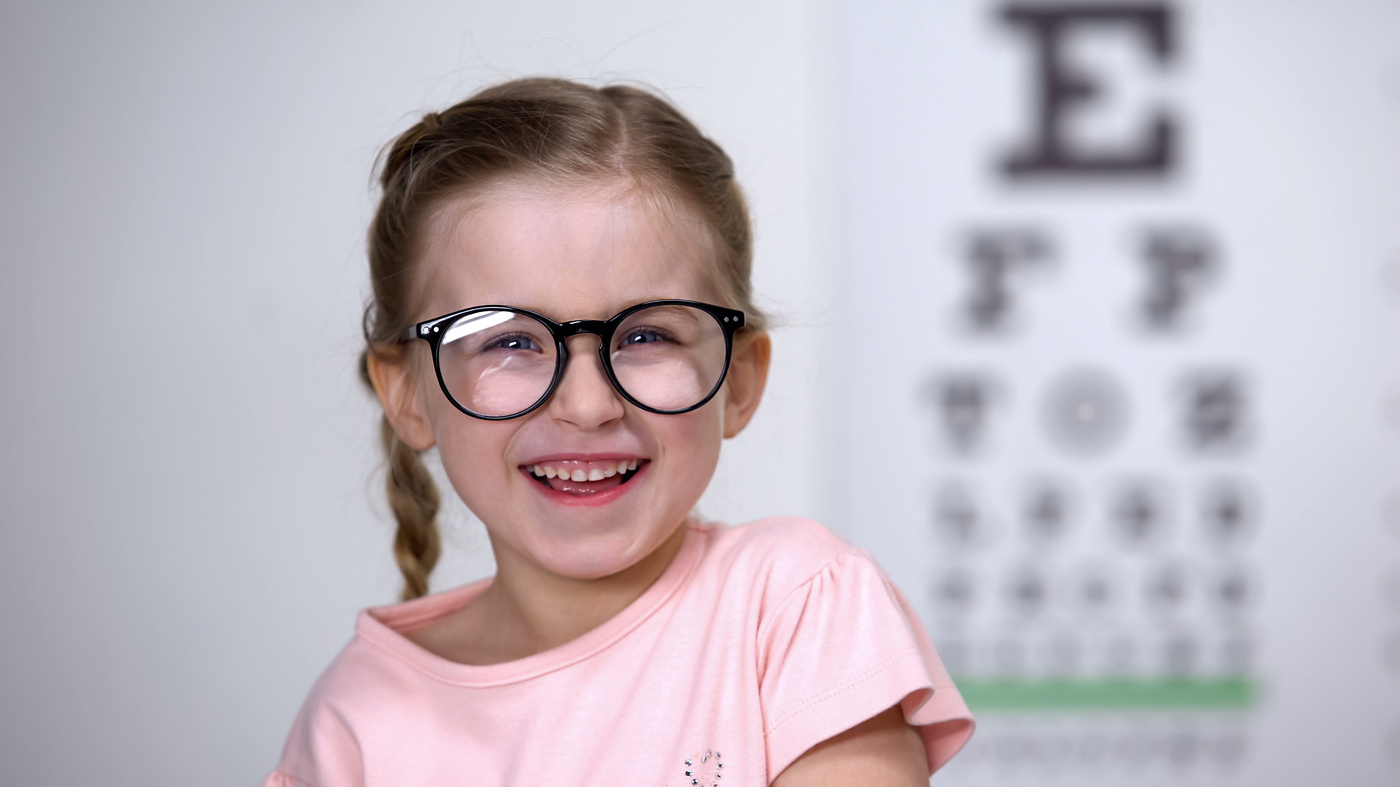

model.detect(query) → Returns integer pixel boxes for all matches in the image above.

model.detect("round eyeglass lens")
[610,303,728,412]
[436,309,557,417]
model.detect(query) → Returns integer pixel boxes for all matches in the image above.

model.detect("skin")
[369,178,927,783]
[774,707,929,786]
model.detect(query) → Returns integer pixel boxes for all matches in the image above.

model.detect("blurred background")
[1,1,1397,785]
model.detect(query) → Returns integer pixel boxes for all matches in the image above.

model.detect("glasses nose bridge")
[556,318,611,341]
[547,319,626,423]
[553,317,616,376]
[555,319,614,361]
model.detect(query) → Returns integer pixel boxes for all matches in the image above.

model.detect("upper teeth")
[528,459,638,480]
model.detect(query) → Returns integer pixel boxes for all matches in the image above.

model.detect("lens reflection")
[439,310,557,417]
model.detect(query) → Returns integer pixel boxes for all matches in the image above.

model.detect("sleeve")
[756,551,975,780]
[264,695,366,787]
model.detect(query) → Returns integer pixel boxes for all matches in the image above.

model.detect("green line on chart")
[957,677,1258,712]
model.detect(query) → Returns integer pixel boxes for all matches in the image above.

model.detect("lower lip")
[521,463,647,507]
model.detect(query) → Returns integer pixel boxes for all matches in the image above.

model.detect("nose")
[546,335,626,429]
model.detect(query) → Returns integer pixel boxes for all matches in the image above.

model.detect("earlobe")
[722,330,771,439]
[367,351,437,451]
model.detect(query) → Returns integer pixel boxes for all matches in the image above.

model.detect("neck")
[480,523,689,658]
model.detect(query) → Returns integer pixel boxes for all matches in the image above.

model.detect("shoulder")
[697,518,975,777]
[692,516,886,613]
[703,516,866,575]
[722,515,854,553]
[270,621,428,785]
[701,514,860,567]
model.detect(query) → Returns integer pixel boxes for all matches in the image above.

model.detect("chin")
[528,523,678,581]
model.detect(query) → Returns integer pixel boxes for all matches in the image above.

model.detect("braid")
[379,415,441,601]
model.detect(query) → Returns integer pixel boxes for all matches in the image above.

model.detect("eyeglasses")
[407,299,746,420]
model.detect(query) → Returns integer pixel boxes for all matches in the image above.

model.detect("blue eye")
[482,332,544,353]
[621,329,666,346]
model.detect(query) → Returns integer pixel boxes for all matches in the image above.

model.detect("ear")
[367,351,437,451]
[721,330,771,439]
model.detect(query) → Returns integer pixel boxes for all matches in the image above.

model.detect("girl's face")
[376,179,768,585]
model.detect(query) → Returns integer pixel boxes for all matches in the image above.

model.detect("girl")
[266,77,973,786]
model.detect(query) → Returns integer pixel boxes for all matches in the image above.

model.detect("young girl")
[265,77,973,786]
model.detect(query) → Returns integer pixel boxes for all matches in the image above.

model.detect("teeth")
[526,460,643,481]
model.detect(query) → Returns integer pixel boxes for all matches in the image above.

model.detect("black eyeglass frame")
[406,299,747,420]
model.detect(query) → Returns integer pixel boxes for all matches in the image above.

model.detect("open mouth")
[522,458,647,495]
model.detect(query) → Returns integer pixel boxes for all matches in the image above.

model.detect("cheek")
[660,410,726,494]
[429,410,514,506]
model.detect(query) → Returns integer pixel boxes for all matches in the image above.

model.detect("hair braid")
[380,415,441,601]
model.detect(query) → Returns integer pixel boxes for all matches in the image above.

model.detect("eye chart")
[834,3,1400,785]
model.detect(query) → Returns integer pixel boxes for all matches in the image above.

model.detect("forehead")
[418,179,718,320]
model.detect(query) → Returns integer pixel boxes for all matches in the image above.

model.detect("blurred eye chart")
[835,3,1400,785]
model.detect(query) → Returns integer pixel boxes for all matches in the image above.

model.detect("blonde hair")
[359,77,765,600]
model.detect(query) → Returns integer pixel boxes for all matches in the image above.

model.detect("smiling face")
[375,178,767,588]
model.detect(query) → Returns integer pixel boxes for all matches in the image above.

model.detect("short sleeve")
[267,692,366,787]
[756,552,975,780]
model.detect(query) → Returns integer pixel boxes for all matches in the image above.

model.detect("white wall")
[0,2,838,784]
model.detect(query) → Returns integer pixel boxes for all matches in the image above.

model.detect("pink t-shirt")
[265,517,974,786]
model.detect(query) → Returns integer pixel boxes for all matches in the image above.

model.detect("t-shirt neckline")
[355,520,708,687]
